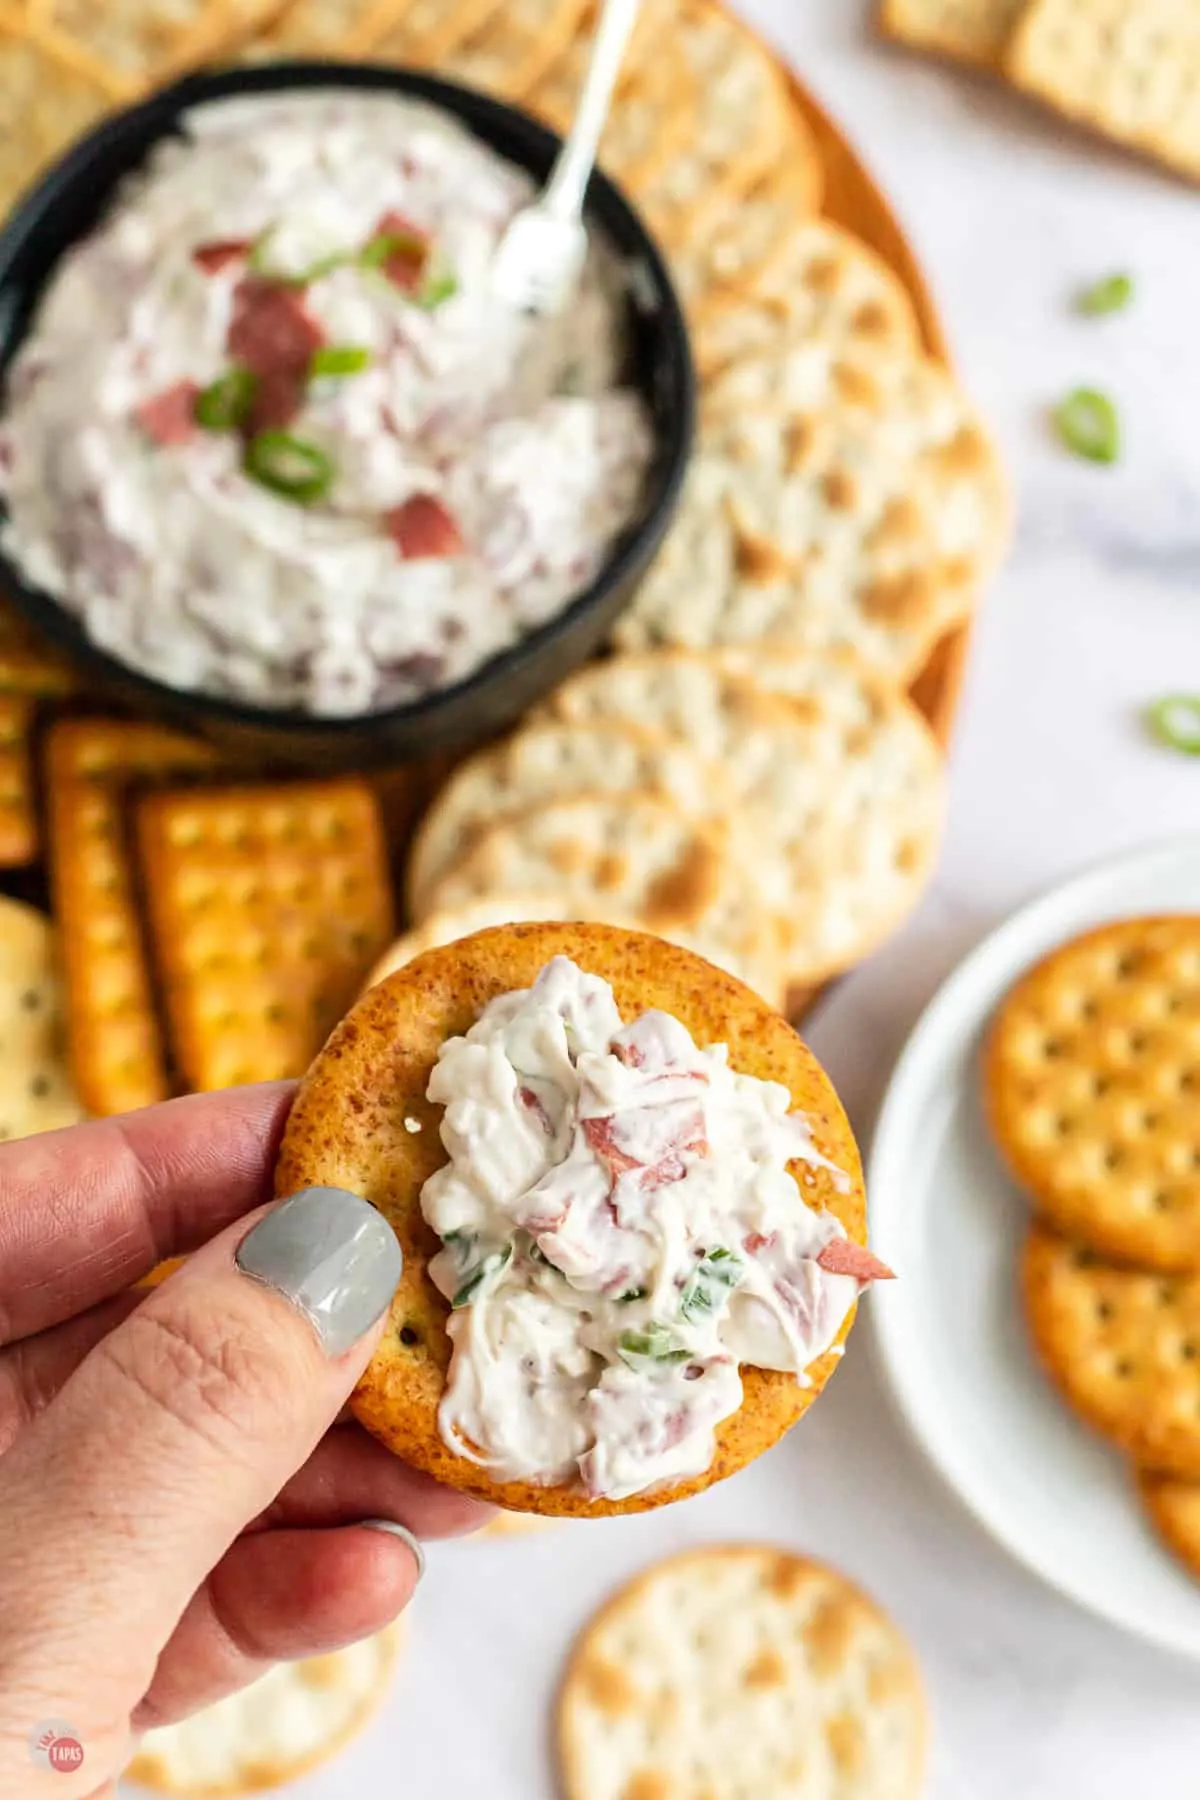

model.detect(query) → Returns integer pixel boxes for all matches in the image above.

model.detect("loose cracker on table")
[879,0,1025,66]
[405,720,731,918]
[45,718,222,1119]
[984,917,1200,1272]
[125,1622,402,1797]
[1023,1224,1200,1479]
[558,1545,927,1800]
[546,650,945,986]
[1138,1469,1200,1582]
[135,777,395,1093]
[364,892,641,993]
[0,897,85,1143]
[0,21,123,212]
[275,923,867,1515]
[1006,0,1200,185]
[0,695,38,868]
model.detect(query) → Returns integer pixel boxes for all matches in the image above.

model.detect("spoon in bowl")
[490,0,641,316]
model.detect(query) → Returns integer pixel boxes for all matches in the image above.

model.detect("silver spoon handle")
[541,0,641,222]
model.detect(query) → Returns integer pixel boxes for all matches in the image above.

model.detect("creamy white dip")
[0,92,653,715]
[421,957,891,1502]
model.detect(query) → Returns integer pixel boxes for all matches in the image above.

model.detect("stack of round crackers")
[985,915,1200,1584]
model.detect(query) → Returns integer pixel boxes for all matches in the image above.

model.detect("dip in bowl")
[0,63,693,766]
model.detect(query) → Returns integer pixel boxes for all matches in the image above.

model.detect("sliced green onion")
[1076,272,1134,317]
[243,430,335,505]
[680,1248,743,1323]
[417,271,458,310]
[452,1244,513,1309]
[360,229,427,272]
[618,1324,689,1368]
[1053,387,1120,464]
[250,230,347,286]
[309,344,372,378]
[1146,695,1200,756]
[194,367,256,433]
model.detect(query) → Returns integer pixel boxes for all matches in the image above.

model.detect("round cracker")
[1023,1225,1200,1479]
[125,1623,402,1796]
[1138,1469,1200,1582]
[274,923,866,1516]
[0,898,85,1141]
[557,1545,927,1800]
[985,916,1200,1271]
[405,720,730,919]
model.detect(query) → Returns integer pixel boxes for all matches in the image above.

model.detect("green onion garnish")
[417,271,458,310]
[617,1324,690,1368]
[309,344,372,378]
[194,367,256,433]
[680,1248,743,1323]
[243,430,335,504]
[451,1244,513,1309]
[1076,272,1134,317]
[1146,695,1200,756]
[1053,388,1120,464]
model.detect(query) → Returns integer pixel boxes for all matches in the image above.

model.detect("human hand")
[0,1084,489,1798]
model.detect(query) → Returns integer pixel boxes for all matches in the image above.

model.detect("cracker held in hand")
[985,916,1200,1272]
[558,1545,927,1800]
[125,1622,402,1796]
[879,0,1025,66]
[1138,1470,1200,1582]
[1006,0,1200,185]
[0,898,84,1143]
[275,923,884,1516]
[1023,1225,1200,1478]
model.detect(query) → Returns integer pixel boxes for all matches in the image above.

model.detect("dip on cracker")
[276,923,890,1515]
[0,91,653,716]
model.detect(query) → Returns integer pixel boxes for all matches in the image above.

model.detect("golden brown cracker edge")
[274,921,867,1517]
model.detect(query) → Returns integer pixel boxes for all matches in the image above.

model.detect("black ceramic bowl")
[0,61,693,768]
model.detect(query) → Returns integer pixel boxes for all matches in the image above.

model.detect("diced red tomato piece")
[134,380,201,447]
[372,209,429,292]
[227,278,325,379]
[386,494,465,559]
[192,238,251,274]
[519,1086,553,1135]
[815,1240,896,1284]
[245,368,304,434]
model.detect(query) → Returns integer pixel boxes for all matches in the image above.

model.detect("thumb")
[0,1187,400,1751]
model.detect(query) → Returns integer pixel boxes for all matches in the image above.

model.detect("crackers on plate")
[274,921,867,1517]
[557,1546,927,1800]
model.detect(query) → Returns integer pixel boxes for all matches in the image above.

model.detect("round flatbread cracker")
[0,898,85,1141]
[985,917,1200,1271]
[557,1545,927,1800]
[1023,1225,1200,1479]
[1138,1470,1200,1582]
[274,923,866,1516]
[405,721,729,919]
[125,1623,402,1796]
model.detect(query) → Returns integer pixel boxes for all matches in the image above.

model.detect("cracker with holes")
[557,1545,926,1800]
[985,917,1200,1271]
[275,922,887,1515]
[126,1622,402,1795]
[1023,1224,1200,1478]
[0,898,85,1143]
[878,0,1025,66]
[45,718,223,1118]
[1138,1469,1200,1582]
[0,695,37,868]
[135,777,395,1092]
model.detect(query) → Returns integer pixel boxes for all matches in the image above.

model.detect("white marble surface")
[273,7,1200,1796]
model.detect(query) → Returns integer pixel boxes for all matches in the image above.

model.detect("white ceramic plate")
[869,834,1200,1660]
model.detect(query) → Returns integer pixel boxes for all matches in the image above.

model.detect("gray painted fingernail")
[236,1187,401,1358]
[359,1520,425,1581]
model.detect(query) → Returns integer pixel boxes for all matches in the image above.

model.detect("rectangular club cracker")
[135,777,396,1092]
[1006,0,1200,183]
[878,0,1026,66]
[0,695,38,869]
[44,718,223,1118]
[0,600,78,698]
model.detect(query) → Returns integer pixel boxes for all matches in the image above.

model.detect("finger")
[0,1186,401,1771]
[136,1525,416,1729]
[0,1288,144,1455]
[249,1422,492,1539]
[0,1082,295,1345]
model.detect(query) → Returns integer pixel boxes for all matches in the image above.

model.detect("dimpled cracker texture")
[1023,1225,1200,1478]
[238,0,397,57]
[405,721,730,917]
[40,0,289,90]
[985,917,1200,1272]
[1138,1469,1200,1581]
[125,1622,402,1796]
[1006,0,1200,184]
[361,0,592,99]
[0,696,37,868]
[135,777,395,1092]
[274,923,867,1515]
[44,719,223,1118]
[879,0,1026,65]
[0,22,122,213]
[557,1546,927,1800]
[0,898,85,1143]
